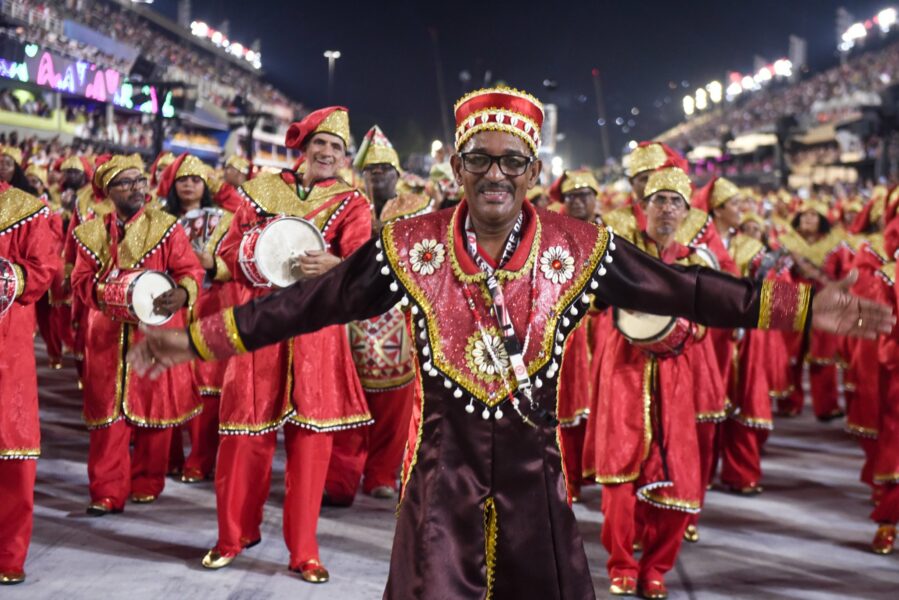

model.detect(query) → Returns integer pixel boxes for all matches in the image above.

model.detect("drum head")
[613,308,675,342]
[256,217,326,288]
[131,271,176,325]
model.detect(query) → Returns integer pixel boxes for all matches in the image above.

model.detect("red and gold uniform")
[776,202,851,418]
[71,155,204,511]
[0,183,56,582]
[206,107,372,573]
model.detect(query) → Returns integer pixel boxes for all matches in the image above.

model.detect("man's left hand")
[153,287,188,316]
[811,270,895,339]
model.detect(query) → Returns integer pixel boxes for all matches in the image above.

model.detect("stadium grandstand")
[649,6,899,191]
[0,0,304,168]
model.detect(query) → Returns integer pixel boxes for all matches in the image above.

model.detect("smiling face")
[450,130,541,234]
[304,132,346,182]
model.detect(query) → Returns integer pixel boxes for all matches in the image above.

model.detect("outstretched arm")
[129,237,402,377]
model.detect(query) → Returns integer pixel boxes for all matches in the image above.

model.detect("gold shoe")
[609,575,637,595]
[49,360,63,370]
[130,493,157,504]
[292,559,329,583]
[872,524,896,555]
[632,540,643,553]
[638,579,668,599]
[0,570,25,585]
[369,485,396,500]
[683,524,699,543]
[202,549,236,569]
[86,497,122,516]
[180,468,206,484]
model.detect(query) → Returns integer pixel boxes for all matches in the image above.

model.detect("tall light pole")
[323,50,341,101]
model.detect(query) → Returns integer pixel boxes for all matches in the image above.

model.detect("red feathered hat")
[285,106,350,150]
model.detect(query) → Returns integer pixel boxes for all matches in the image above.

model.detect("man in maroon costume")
[130,87,893,600]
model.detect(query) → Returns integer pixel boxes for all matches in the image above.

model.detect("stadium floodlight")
[726,81,742,98]
[773,59,792,78]
[551,156,564,177]
[753,66,772,85]
[190,21,209,38]
[878,8,898,31]
[842,22,868,43]
[706,81,723,104]
[695,88,708,111]
[683,95,695,116]
[628,140,638,151]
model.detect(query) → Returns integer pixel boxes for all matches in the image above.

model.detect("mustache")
[476,182,514,194]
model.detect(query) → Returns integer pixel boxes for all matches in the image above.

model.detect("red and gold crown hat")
[285,106,350,150]
[92,154,145,198]
[454,87,544,155]
[644,166,692,203]
[548,169,600,204]
[692,176,739,213]
[225,155,252,176]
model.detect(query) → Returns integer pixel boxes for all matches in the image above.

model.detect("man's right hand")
[127,326,198,380]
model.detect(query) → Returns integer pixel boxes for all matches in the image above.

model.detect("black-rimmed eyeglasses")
[460,152,533,177]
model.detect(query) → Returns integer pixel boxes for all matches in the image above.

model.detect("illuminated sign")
[0,40,173,117]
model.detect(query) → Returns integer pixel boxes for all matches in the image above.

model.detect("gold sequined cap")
[526,185,546,201]
[315,109,350,146]
[1,146,23,165]
[24,164,47,187]
[225,155,251,175]
[644,167,692,202]
[740,212,766,227]
[95,154,145,194]
[176,154,212,187]
[60,156,85,172]
[561,169,600,195]
[710,177,740,209]
[626,143,666,178]
[797,200,829,217]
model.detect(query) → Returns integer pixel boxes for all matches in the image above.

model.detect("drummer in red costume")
[200,106,371,583]
[0,181,56,585]
[326,125,428,503]
[71,154,204,515]
[210,155,249,213]
[548,168,601,501]
[156,154,230,482]
[593,167,727,598]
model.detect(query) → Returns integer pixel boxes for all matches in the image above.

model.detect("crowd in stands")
[2,0,302,121]
[663,39,899,148]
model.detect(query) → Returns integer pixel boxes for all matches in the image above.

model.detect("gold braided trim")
[223,307,248,354]
[198,386,221,396]
[696,409,727,423]
[213,256,232,282]
[456,112,540,155]
[239,173,354,218]
[12,263,24,298]
[595,471,640,484]
[125,403,202,428]
[484,496,499,600]
[178,276,199,310]
[732,413,774,429]
[398,349,425,509]
[219,408,294,435]
[793,284,811,332]
[189,320,215,361]
[639,488,701,513]
[0,448,40,458]
[454,86,544,112]
[874,471,899,484]
[757,280,774,329]
[557,407,590,427]
[83,323,126,428]
[286,412,373,431]
[844,422,878,438]
[643,357,655,460]
[359,371,417,391]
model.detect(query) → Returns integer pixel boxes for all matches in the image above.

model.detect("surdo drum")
[0,257,18,320]
[238,216,326,288]
[613,308,693,359]
[100,269,177,325]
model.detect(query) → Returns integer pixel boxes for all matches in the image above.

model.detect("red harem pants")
[0,460,36,572]
[560,422,587,498]
[87,420,172,508]
[601,482,689,582]
[184,394,220,477]
[325,384,415,502]
[688,421,718,528]
[214,424,332,568]
[871,484,899,524]
[719,419,769,488]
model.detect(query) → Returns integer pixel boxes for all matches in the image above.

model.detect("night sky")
[153,0,888,165]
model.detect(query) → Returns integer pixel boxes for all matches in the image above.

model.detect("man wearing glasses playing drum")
[70,154,205,516]
[129,86,894,600]
[198,107,372,583]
